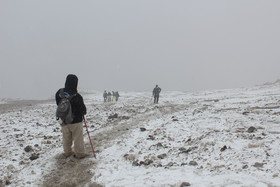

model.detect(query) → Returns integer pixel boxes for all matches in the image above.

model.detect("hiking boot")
[56,151,74,159]
[74,153,89,159]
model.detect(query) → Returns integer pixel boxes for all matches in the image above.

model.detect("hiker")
[55,74,88,159]
[153,85,161,104]
[112,91,116,101]
[107,92,112,102]
[115,91,120,101]
[103,90,107,102]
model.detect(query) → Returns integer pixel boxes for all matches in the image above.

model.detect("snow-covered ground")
[1,83,280,187]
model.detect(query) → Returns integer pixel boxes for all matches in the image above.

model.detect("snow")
[1,83,280,186]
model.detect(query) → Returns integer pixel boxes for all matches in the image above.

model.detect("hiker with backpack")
[153,85,161,104]
[55,74,88,159]
[115,91,120,101]
[107,92,112,102]
[103,90,107,102]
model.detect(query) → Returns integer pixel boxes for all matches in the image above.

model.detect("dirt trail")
[40,101,191,187]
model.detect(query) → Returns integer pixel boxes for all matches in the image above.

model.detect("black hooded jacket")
[55,74,87,124]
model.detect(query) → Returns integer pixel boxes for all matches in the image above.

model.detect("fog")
[1,0,279,99]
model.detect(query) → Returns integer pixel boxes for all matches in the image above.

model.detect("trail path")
[41,96,190,187]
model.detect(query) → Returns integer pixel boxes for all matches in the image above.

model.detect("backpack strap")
[59,88,66,98]
[59,88,77,99]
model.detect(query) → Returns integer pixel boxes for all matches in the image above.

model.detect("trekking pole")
[83,116,96,158]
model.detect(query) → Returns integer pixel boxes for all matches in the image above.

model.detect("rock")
[5,180,11,185]
[242,165,248,169]
[147,135,155,140]
[179,147,191,154]
[180,182,191,187]
[242,111,250,115]
[46,140,52,144]
[140,127,146,132]
[120,116,130,120]
[179,147,187,152]
[156,143,163,147]
[30,153,39,161]
[156,163,163,167]
[24,145,33,152]
[157,153,167,159]
[166,162,174,167]
[108,113,118,119]
[272,173,278,178]
[124,154,136,161]
[189,161,198,166]
[144,159,153,166]
[248,126,257,133]
[7,164,15,171]
[252,162,265,168]
[168,137,175,141]
[132,161,139,166]
[172,118,179,121]
[139,159,153,166]
[220,145,227,152]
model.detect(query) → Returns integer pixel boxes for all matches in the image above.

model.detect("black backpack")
[56,89,76,124]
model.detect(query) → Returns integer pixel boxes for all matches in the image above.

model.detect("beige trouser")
[61,122,86,157]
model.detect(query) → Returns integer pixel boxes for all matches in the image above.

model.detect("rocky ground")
[1,84,280,186]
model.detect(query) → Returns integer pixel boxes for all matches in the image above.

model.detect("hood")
[65,74,78,93]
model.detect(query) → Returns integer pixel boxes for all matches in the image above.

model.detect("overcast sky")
[1,0,279,99]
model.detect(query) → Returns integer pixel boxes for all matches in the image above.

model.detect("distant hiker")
[115,91,120,101]
[112,91,116,101]
[55,74,88,159]
[153,85,161,104]
[103,90,107,102]
[107,92,112,102]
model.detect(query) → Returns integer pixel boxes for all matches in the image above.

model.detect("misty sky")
[1,0,280,99]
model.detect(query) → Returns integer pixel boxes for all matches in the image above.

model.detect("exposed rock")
[189,161,198,166]
[132,161,140,166]
[252,162,265,168]
[156,143,163,147]
[30,153,39,161]
[220,145,227,152]
[124,154,136,161]
[179,147,191,154]
[180,182,191,187]
[179,147,187,152]
[242,165,248,169]
[120,116,130,120]
[166,162,175,167]
[140,127,147,132]
[46,140,52,144]
[140,159,153,166]
[242,111,250,115]
[7,164,15,171]
[272,173,278,178]
[248,126,257,133]
[5,180,11,185]
[147,135,155,140]
[157,153,167,159]
[108,113,118,119]
[24,145,33,152]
